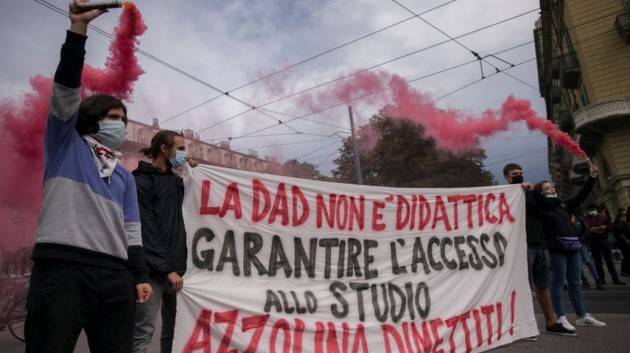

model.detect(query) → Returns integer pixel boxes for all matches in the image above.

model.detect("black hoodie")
[538,177,596,253]
[133,161,187,276]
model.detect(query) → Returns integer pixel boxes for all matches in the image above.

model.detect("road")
[2,279,629,352]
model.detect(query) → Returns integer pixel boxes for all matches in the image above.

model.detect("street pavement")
[2,279,629,352]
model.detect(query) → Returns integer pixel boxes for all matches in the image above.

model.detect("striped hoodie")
[32,30,147,283]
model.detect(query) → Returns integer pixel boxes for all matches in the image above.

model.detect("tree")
[332,115,493,187]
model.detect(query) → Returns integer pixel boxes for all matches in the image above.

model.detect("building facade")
[120,118,272,173]
[535,0,630,212]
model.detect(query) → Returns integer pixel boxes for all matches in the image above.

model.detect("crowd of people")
[15,3,629,353]
[503,163,629,339]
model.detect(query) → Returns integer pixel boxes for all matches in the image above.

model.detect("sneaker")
[523,336,539,342]
[612,279,626,285]
[576,314,606,327]
[557,316,576,331]
[545,322,577,336]
[596,282,606,290]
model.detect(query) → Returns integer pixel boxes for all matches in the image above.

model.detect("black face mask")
[510,175,524,184]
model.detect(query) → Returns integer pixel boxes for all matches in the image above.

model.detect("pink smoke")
[0,6,146,250]
[293,71,587,158]
[82,3,146,99]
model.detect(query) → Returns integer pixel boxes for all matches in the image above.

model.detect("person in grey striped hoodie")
[25,4,152,353]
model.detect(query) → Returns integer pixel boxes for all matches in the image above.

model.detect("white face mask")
[544,193,558,199]
[94,120,126,149]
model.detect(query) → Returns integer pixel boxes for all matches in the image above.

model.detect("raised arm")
[45,2,108,162]
[51,2,107,120]
[567,161,598,213]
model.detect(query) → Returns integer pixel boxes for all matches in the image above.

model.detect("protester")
[572,211,604,290]
[613,208,630,276]
[535,161,606,330]
[503,163,575,337]
[25,4,152,353]
[132,131,193,353]
[584,205,625,285]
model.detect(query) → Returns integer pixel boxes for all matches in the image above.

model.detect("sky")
[0,0,551,184]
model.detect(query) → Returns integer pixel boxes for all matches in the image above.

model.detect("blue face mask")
[169,150,188,167]
[94,120,126,149]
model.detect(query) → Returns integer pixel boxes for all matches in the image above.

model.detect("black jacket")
[614,219,630,245]
[538,177,596,253]
[524,190,547,249]
[133,161,187,276]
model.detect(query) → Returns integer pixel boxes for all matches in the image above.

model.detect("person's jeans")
[580,245,600,282]
[550,251,587,318]
[590,241,620,282]
[132,274,177,353]
[619,241,630,275]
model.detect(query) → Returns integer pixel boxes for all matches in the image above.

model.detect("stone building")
[534,0,630,212]
[120,118,271,173]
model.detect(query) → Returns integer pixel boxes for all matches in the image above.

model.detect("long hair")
[76,94,128,135]
[140,130,184,159]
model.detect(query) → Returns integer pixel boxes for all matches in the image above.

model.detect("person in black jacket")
[534,161,606,331]
[132,130,190,353]
[503,163,575,337]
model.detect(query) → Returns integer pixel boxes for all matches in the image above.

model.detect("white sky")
[0,0,550,183]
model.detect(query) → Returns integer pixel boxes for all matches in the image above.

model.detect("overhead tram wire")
[232,55,534,142]
[171,7,540,133]
[210,130,349,145]
[162,0,459,123]
[244,136,345,150]
[192,13,618,135]
[32,0,306,133]
[228,0,459,93]
[484,148,547,167]
[314,149,343,169]
[241,6,618,112]
[226,22,617,142]
[484,147,547,164]
[295,140,345,160]
[433,58,535,101]
[35,0,620,143]
[390,0,539,91]
[194,8,540,135]
[389,1,625,91]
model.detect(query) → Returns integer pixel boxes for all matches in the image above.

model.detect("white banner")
[173,164,537,353]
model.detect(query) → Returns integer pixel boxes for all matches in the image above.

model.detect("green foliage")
[332,115,493,187]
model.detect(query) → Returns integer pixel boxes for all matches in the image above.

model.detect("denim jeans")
[550,251,586,318]
[580,245,600,282]
[132,275,177,353]
[591,241,621,283]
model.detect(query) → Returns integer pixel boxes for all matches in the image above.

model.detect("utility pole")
[348,106,363,185]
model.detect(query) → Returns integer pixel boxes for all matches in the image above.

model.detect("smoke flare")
[0,6,146,250]
[295,70,586,158]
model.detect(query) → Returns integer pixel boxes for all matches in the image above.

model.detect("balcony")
[574,99,630,133]
[616,12,630,44]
